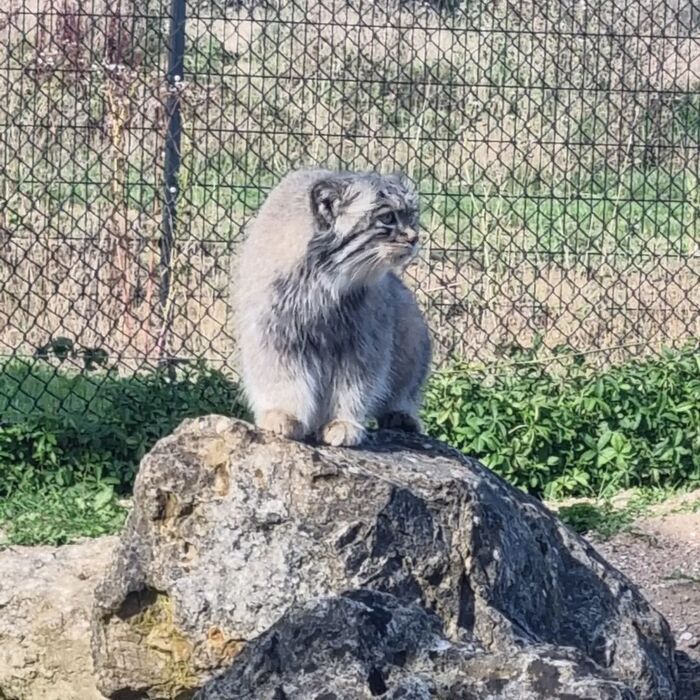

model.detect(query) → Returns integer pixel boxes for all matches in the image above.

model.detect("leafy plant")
[2,343,699,545]
[35,336,110,371]
[0,359,248,497]
[422,342,700,498]
[0,483,128,546]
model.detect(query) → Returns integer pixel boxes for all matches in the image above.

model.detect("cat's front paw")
[321,419,366,447]
[258,410,305,440]
[378,411,423,433]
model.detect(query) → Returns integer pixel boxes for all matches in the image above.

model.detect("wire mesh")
[0,0,698,413]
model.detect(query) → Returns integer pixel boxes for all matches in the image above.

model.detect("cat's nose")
[400,228,418,245]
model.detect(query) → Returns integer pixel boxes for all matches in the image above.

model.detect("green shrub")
[0,359,248,497]
[0,358,248,544]
[2,344,699,544]
[422,342,700,498]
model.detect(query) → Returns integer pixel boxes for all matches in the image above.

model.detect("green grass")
[420,165,698,255]
[555,488,671,538]
[555,486,700,539]
[677,498,700,514]
[12,159,693,256]
[0,484,128,546]
[0,358,248,546]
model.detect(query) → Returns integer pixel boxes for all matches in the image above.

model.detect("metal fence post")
[158,0,186,361]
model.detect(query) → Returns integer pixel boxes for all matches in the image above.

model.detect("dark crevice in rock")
[115,587,160,622]
[335,522,363,549]
[367,665,388,695]
[173,691,196,700]
[112,690,149,700]
[457,572,475,632]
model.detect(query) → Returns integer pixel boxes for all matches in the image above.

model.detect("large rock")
[195,590,636,700]
[0,537,116,700]
[91,416,678,699]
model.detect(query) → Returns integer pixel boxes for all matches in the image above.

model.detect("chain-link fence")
[1,0,699,402]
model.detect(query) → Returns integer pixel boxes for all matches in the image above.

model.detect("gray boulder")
[91,416,677,699]
[195,589,636,700]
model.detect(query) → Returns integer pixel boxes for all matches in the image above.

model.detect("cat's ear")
[391,172,419,213]
[390,172,417,195]
[310,177,346,229]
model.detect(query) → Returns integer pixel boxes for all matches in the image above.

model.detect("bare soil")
[589,495,700,698]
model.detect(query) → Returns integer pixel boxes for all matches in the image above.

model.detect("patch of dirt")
[590,502,700,698]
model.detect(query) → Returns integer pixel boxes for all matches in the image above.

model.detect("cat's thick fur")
[234,168,431,446]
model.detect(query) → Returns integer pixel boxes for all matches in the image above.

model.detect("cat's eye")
[377,211,396,226]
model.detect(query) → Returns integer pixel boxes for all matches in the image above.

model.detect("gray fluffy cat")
[234,168,431,447]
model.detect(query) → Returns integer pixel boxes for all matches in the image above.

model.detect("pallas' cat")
[234,169,431,447]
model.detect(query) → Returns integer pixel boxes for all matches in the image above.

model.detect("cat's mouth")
[387,241,420,267]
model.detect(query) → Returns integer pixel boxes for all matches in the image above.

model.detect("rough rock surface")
[0,537,116,700]
[91,416,678,699]
[195,590,637,700]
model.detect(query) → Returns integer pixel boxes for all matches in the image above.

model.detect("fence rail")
[0,0,698,406]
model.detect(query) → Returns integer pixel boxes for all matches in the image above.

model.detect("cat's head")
[308,171,420,282]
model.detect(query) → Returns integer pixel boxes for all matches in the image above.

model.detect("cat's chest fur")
[265,269,391,370]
